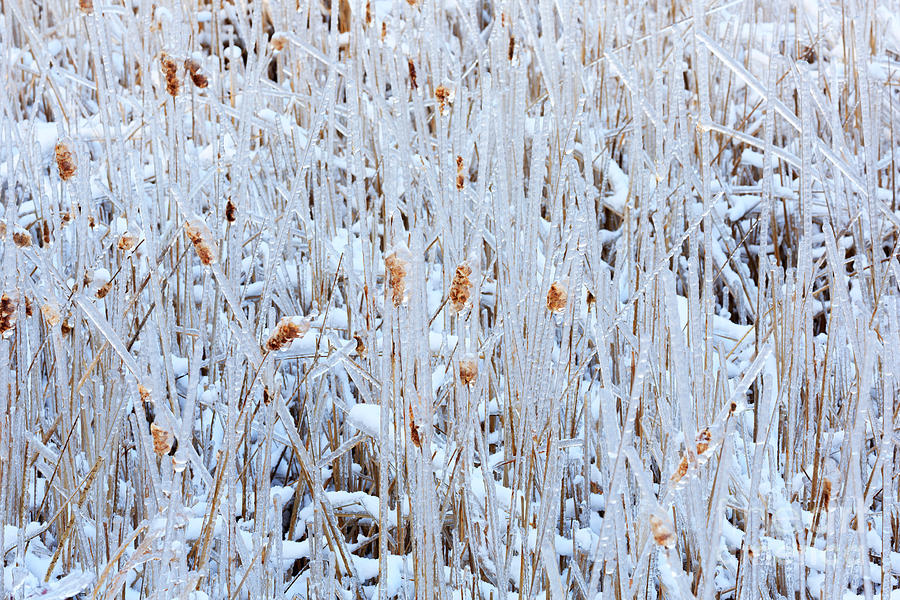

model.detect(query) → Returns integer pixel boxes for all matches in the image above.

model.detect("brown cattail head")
[354,333,366,355]
[150,423,175,456]
[55,142,77,181]
[79,0,93,13]
[61,318,73,335]
[649,513,676,549]
[265,316,311,352]
[820,478,832,511]
[408,405,421,448]
[270,34,287,52]
[184,58,208,88]
[0,293,17,338]
[365,0,373,25]
[407,59,418,89]
[184,218,217,265]
[695,427,712,455]
[448,263,472,312]
[384,248,411,307]
[12,229,32,248]
[459,358,477,386]
[41,303,60,327]
[225,198,237,223]
[118,232,138,251]
[435,85,450,115]
[96,281,112,299]
[547,282,567,313]
[508,36,515,60]
[160,53,180,97]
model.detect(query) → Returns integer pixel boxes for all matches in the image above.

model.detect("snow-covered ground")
[1,0,899,598]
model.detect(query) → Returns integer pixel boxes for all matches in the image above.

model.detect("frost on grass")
[1,0,899,599]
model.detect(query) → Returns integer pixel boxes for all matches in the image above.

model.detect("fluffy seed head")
[408,60,418,89]
[265,317,310,352]
[0,293,17,338]
[41,303,60,327]
[435,85,450,114]
[150,423,174,456]
[160,54,180,96]
[384,249,410,307]
[449,263,472,312]
[184,219,217,265]
[547,282,567,312]
[649,514,676,548]
[55,142,77,181]
[13,230,32,248]
[459,358,477,386]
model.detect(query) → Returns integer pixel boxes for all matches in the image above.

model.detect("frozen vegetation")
[1,0,900,598]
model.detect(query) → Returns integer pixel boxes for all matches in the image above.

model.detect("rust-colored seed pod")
[184,219,217,265]
[265,317,310,352]
[435,85,450,114]
[448,263,472,312]
[695,428,712,455]
[42,221,50,244]
[118,233,137,251]
[456,155,463,173]
[508,36,515,60]
[150,423,174,456]
[96,282,112,299]
[384,251,409,307]
[458,358,477,386]
[13,231,32,248]
[649,514,676,549]
[270,35,287,52]
[41,303,61,327]
[225,198,237,222]
[546,282,567,312]
[456,174,465,190]
[79,0,93,14]
[61,318,73,335]
[55,143,77,181]
[365,0,372,25]
[0,294,17,338]
[408,406,421,448]
[407,59,418,89]
[160,54,180,97]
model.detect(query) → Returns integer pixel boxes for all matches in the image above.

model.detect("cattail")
[118,232,138,251]
[150,423,175,456]
[408,406,421,448]
[448,263,472,312]
[24,296,32,317]
[55,142,76,181]
[0,293,17,339]
[354,333,366,355]
[435,85,450,115]
[0,221,6,238]
[508,36,515,60]
[42,221,50,244]
[459,358,477,386]
[365,0,373,25]
[41,303,60,327]
[384,249,410,307]
[265,316,310,352]
[381,22,387,41]
[820,478,832,512]
[546,282,567,312]
[12,229,32,248]
[407,59,418,89]
[79,0,93,13]
[649,513,676,549]
[184,58,208,88]
[695,427,712,455]
[225,198,237,223]
[270,34,287,52]
[96,282,112,299]
[456,155,465,190]
[61,318,73,335]
[184,218,217,265]
[160,53,180,97]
